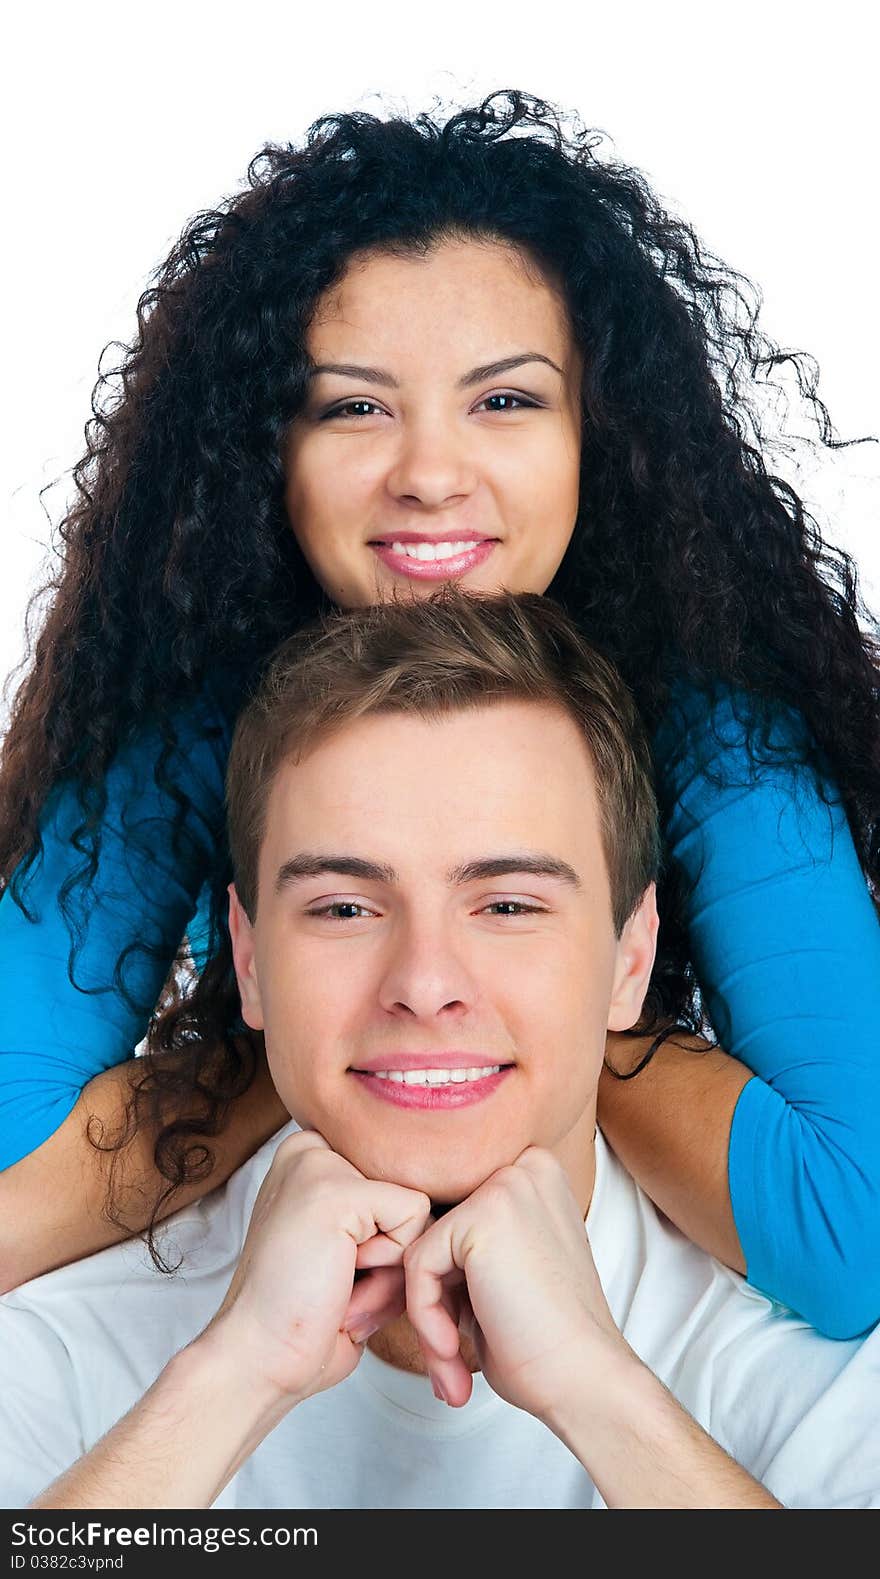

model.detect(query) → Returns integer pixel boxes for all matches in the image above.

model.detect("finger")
[405,1234,464,1360]
[437,1274,464,1344]
[341,1265,407,1337]
[457,1287,479,1348]
[405,1231,474,1406]
[357,1182,433,1255]
[354,1211,437,1270]
[409,1284,472,1406]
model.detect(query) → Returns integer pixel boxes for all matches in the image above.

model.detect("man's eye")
[480,901,546,917]
[320,400,385,420]
[306,902,376,920]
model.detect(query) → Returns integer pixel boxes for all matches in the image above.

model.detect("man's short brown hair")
[227,588,661,935]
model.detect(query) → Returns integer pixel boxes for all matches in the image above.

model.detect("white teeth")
[369,1066,503,1085]
[389,541,480,562]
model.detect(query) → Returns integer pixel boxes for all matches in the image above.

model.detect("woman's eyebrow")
[307,353,564,390]
[309,363,400,388]
[457,353,564,388]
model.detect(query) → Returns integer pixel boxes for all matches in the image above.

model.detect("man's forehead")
[257,704,606,898]
[265,707,596,835]
[279,701,592,785]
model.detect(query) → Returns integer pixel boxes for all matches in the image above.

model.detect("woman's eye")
[321,399,385,420]
[307,901,376,920]
[475,392,539,414]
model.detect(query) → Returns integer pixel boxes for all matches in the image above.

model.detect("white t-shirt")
[1,1123,878,1509]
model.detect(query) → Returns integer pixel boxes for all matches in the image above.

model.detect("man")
[1,590,877,1509]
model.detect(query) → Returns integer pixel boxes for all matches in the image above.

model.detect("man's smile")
[348,1064,514,1110]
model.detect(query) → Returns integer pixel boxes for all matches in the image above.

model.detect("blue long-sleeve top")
[2,679,879,1339]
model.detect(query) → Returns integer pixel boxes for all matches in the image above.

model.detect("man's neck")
[367,1314,481,1376]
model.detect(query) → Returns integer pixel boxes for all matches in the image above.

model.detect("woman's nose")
[385,419,478,509]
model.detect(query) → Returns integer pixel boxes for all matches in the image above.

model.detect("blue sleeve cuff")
[729,1073,880,1340]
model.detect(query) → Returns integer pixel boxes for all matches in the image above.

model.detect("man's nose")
[377,916,476,1020]
[385,417,478,510]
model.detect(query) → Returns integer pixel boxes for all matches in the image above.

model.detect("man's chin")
[374,1155,507,1207]
[342,1141,506,1206]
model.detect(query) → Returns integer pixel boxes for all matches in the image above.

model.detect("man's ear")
[227,883,265,1031]
[606,882,659,1033]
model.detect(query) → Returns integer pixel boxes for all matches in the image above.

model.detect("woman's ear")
[227,882,265,1031]
[606,883,659,1032]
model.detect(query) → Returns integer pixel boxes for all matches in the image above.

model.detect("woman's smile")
[367,532,500,582]
[283,237,582,609]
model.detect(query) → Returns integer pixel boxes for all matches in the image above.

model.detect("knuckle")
[474,1176,513,1217]
[518,1144,556,1173]
[275,1130,327,1165]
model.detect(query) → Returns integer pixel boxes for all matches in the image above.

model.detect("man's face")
[229,701,657,1211]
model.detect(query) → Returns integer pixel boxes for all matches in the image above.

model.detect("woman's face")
[284,237,583,608]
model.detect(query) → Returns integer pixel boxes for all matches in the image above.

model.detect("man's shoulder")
[593,1127,846,1354]
[594,1127,879,1496]
[591,1128,773,1330]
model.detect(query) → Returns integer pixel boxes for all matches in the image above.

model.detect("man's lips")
[349,1064,513,1109]
[349,1054,513,1073]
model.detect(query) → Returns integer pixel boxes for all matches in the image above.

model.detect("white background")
[2,1,877,723]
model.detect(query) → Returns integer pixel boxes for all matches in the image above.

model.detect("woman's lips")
[369,539,498,581]
[349,1066,512,1110]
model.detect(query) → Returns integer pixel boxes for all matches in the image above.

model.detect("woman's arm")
[598,1032,750,1273]
[0,1042,288,1292]
[0,696,285,1291]
[598,684,880,1338]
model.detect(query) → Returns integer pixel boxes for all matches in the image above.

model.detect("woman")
[1,91,878,1337]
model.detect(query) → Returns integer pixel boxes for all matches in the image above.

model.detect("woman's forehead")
[306,237,575,353]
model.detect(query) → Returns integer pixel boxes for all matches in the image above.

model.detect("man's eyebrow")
[306,353,565,392]
[446,855,580,887]
[275,852,581,892]
[276,855,396,891]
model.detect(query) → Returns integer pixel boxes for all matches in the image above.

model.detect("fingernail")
[431,1374,448,1404]
[346,1318,379,1344]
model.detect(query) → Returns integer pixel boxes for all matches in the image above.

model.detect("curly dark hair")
[2,89,877,1267]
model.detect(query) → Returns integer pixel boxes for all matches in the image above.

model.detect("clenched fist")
[202,1129,434,1404]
